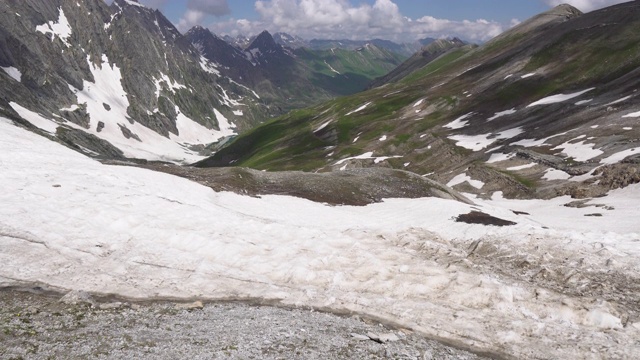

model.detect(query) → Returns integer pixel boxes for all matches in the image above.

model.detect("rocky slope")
[200,2,640,199]
[0,0,265,163]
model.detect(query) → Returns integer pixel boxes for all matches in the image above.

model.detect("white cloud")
[177,0,230,32]
[208,0,506,42]
[543,0,632,12]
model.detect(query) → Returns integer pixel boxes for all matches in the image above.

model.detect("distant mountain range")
[224,32,435,57]
[187,27,406,115]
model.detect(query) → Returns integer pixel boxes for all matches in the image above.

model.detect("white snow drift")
[1,118,640,359]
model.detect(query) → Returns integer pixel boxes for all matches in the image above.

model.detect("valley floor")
[1,117,640,359]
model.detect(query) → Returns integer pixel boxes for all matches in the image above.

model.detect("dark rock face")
[0,0,264,162]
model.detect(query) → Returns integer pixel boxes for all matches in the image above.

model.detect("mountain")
[222,34,253,49]
[368,38,468,88]
[187,28,405,114]
[0,0,265,163]
[308,38,432,56]
[293,43,407,95]
[197,2,640,201]
[273,32,308,49]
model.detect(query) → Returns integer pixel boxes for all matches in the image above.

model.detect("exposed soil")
[103,160,471,206]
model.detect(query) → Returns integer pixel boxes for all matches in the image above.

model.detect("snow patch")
[600,147,640,165]
[527,88,595,107]
[487,152,515,164]
[334,152,400,165]
[521,73,535,79]
[35,8,72,47]
[233,110,244,116]
[324,60,340,75]
[379,135,387,142]
[487,109,516,122]
[450,127,524,151]
[512,131,569,148]
[551,140,603,162]
[169,107,235,145]
[575,99,592,105]
[444,112,473,130]
[413,99,424,107]
[447,173,484,189]
[1,66,21,82]
[345,102,371,116]
[9,102,60,133]
[605,95,631,106]
[622,110,640,118]
[199,56,220,76]
[507,163,536,171]
[314,120,332,133]
[543,168,571,180]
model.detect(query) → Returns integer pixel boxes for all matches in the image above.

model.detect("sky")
[116,0,633,42]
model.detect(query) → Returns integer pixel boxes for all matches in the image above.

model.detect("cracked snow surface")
[1,118,640,359]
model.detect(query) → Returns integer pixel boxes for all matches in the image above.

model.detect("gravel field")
[0,288,487,360]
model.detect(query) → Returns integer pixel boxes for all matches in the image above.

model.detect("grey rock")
[59,290,94,306]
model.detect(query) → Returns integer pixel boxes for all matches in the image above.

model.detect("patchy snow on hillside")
[600,147,640,164]
[447,173,484,189]
[1,66,21,82]
[443,112,473,129]
[605,95,632,106]
[487,108,516,121]
[449,127,523,151]
[169,107,235,145]
[334,151,400,166]
[36,7,72,47]
[199,56,220,75]
[64,55,217,163]
[1,118,640,359]
[552,139,603,162]
[527,88,595,107]
[622,110,640,118]
[9,102,61,133]
[507,163,536,171]
[486,152,514,163]
[345,102,371,115]
[512,131,570,148]
[543,168,571,180]
[324,60,340,75]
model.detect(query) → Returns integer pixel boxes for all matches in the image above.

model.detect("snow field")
[1,119,640,358]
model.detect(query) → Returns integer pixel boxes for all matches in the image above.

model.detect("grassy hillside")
[197,3,640,199]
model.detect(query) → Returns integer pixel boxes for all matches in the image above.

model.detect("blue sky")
[125,0,631,42]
